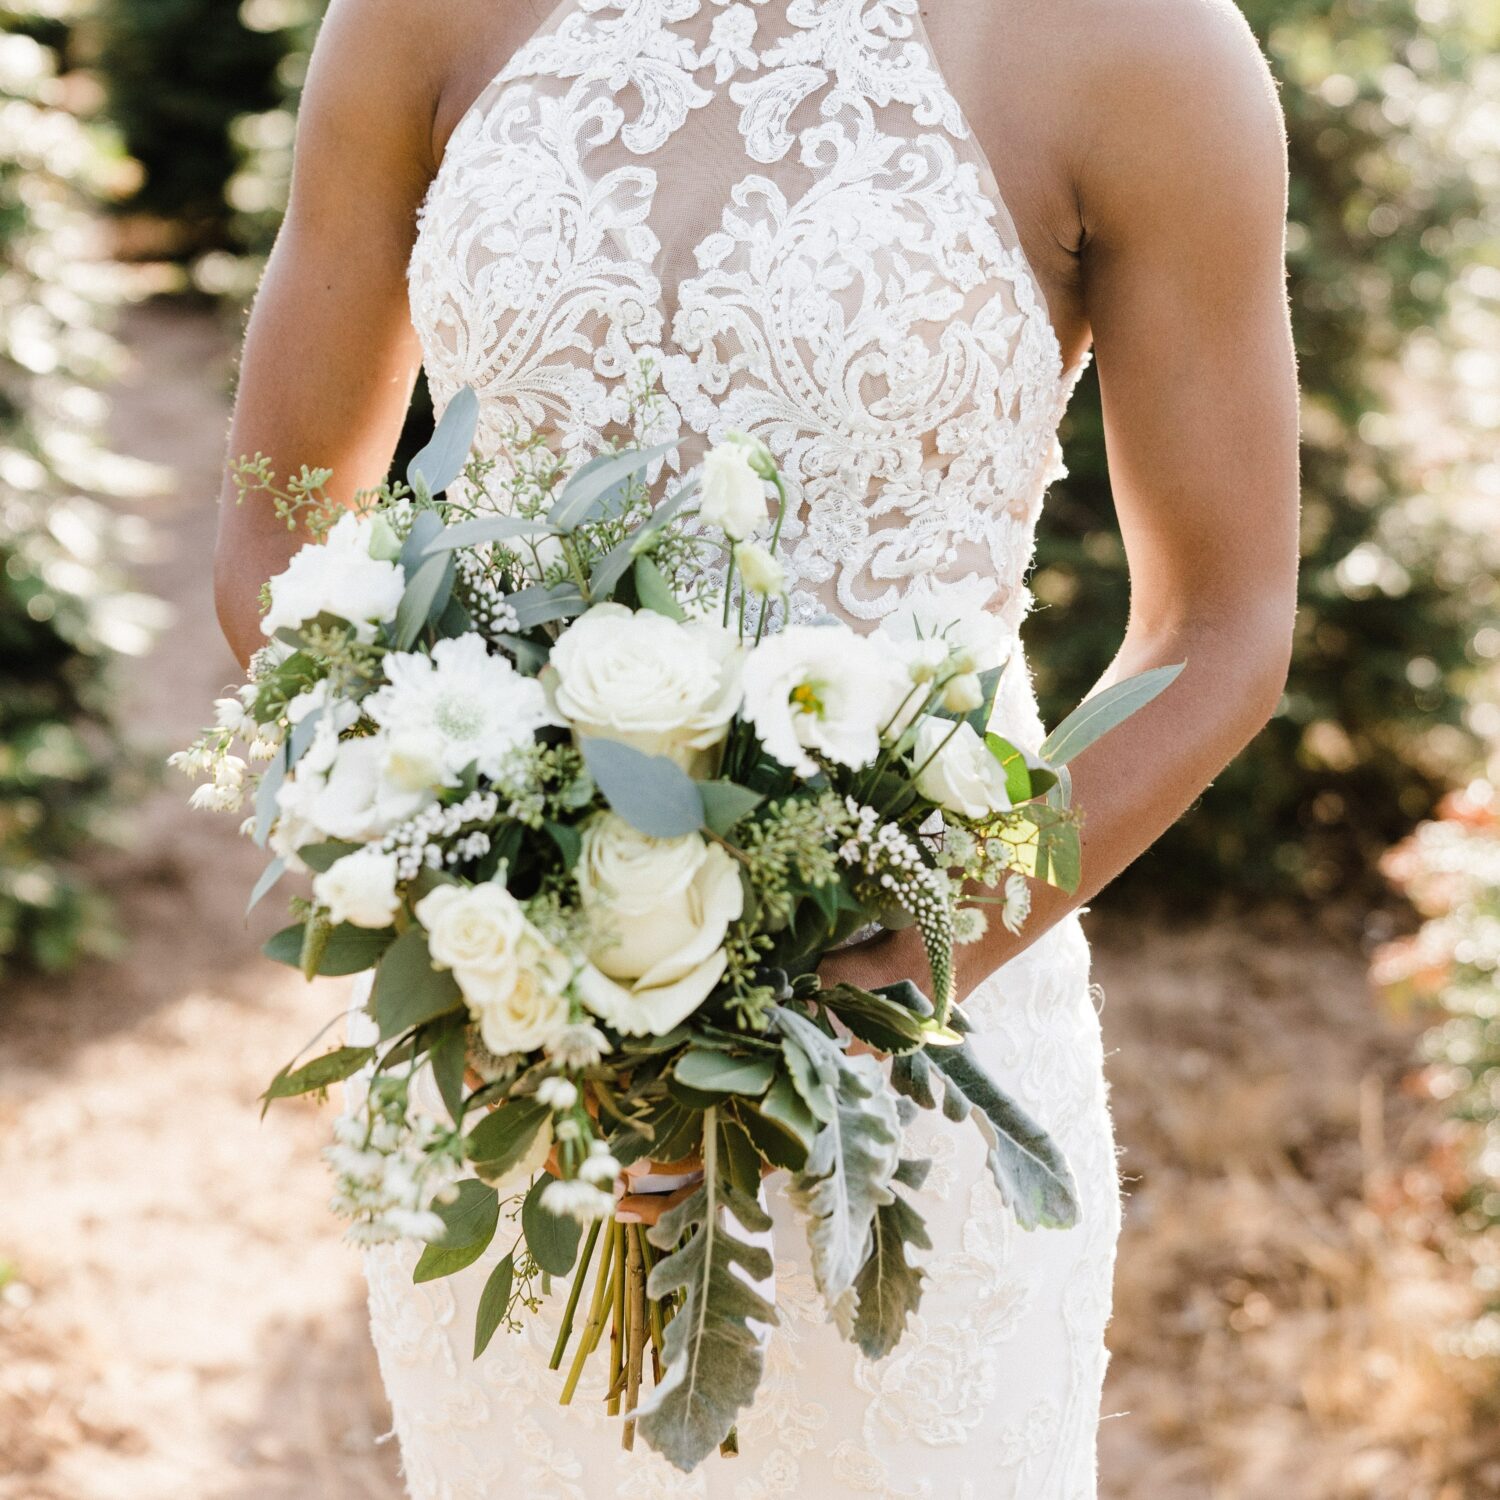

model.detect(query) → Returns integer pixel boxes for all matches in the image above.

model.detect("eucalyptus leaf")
[473,1254,515,1357]
[638,1124,777,1471]
[413,1178,499,1282]
[286,707,324,769]
[245,856,286,915]
[633,554,686,620]
[549,441,675,531]
[399,509,445,574]
[393,553,455,650]
[1040,663,1184,765]
[294,839,362,873]
[421,513,555,554]
[521,1176,582,1275]
[252,743,287,847]
[507,581,586,630]
[371,928,463,1038]
[406,384,479,495]
[698,780,764,835]
[579,736,704,838]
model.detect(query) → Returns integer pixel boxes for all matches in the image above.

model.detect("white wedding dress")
[363,2,1121,1495]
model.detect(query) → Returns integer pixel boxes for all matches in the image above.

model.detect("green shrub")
[1029,0,1500,902]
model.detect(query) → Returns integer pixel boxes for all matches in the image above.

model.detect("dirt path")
[1,301,1490,1500]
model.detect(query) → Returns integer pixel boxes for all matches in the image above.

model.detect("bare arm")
[213,0,443,666]
[828,0,1300,996]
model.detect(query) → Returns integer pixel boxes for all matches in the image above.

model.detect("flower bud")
[735,541,785,596]
[942,672,985,714]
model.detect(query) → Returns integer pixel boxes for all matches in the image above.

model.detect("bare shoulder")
[1059,0,1289,238]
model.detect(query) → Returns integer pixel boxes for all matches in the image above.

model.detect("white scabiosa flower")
[699,437,769,540]
[548,1023,609,1071]
[1001,872,1032,935]
[312,846,401,929]
[261,510,407,641]
[367,634,556,783]
[740,623,909,776]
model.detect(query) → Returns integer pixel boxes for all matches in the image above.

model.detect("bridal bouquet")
[177,389,1176,1470]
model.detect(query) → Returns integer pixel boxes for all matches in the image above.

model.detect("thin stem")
[751,471,790,649]
[549,1220,601,1371]
[607,1217,628,1415]
[560,1218,617,1405]
[622,1224,648,1449]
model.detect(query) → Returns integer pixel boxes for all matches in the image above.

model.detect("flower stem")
[560,1218,617,1404]
[751,472,790,648]
[607,1216,628,1415]
[549,1220,601,1371]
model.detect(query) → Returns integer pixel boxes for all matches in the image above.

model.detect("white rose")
[740,623,909,776]
[699,439,767,540]
[415,884,570,1055]
[913,718,1012,820]
[547,603,742,772]
[261,511,407,641]
[313,846,401,928]
[574,813,743,1036]
[734,541,785,596]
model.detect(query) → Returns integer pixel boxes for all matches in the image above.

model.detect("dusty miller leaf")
[851,1189,930,1359]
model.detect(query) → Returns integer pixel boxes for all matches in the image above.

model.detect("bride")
[214,0,1298,1493]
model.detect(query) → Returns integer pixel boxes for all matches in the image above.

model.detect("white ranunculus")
[366,634,556,783]
[415,883,570,1055]
[574,813,743,1036]
[739,623,909,776]
[547,603,742,772]
[275,733,430,845]
[913,717,1012,820]
[313,846,401,928]
[261,511,407,641]
[699,439,768,540]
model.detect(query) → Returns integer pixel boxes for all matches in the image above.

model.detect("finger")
[624,1150,703,1180]
[615,1182,699,1226]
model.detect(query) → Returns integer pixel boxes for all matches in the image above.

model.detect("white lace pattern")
[382,2,1118,1494]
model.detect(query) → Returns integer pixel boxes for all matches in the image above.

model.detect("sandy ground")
[1,302,1494,1500]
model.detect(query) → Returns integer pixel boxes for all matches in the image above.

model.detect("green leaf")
[393,554,455,650]
[371,928,463,1038]
[934,664,1003,735]
[246,856,286,916]
[1040,663,1184,766]
[407,384,478,495]
[638,1117,778,1471]
[983,733,1034,804]
[549,441,676,531]
[294,839,362,873]
[543,819,583,869]
[819,983,930,1056]
[262,921,393,976]
[674,1049,776,1097]
[777,1010,838,1125]
[506,581,586,630]
[252,743,287,847]
[698,780,764,835]
[850,1191,930,1359]
[579,736,704,838]
[633,554,686,620]
[589,478,699,595]
[427,1015,468,1123]
[778,1009,902,1313]
[261,1046,373,1110]
[422,513,554,554]
[734,1080,814,1172]
[521,1176,582,1275]
[898,1043,1080,1230]
[399,510,445,574]
[413,1178,499,1282]
[467,1097,549,1179]
[473,1254,515,1358]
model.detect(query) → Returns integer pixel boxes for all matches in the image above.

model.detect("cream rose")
[312,846,400,929]
[573,813,743,1036]
[414,883,570,1055]
[913,717,1012,820]
[546,603,742,772]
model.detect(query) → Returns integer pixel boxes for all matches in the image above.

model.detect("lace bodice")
[407,0,1086,670]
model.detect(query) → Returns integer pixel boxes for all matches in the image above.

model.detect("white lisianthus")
[912,717,1012,820]
[313,846,401,928]
[740,623,909,776]
[275,733,431,845]
[699,438,768,540]
[261,510,407,641]
[367,634,556,783]
[574,814,743,1036]
[734,540,784,596]
[414,883,570,1055]
[546,603,742,772]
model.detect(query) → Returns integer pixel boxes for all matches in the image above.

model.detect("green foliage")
[98,0,294,252]
[0,6,149,977]
[1029,0,1500,901]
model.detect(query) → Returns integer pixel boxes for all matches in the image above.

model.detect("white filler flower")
[740,623,908,776]
[367,634,556,782]
[699,437,768,540]
[547,603,741,772]
[574,813,743,1036]
[313,846,401,928]
[261,511,407,641]
[912,717,1013,820]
